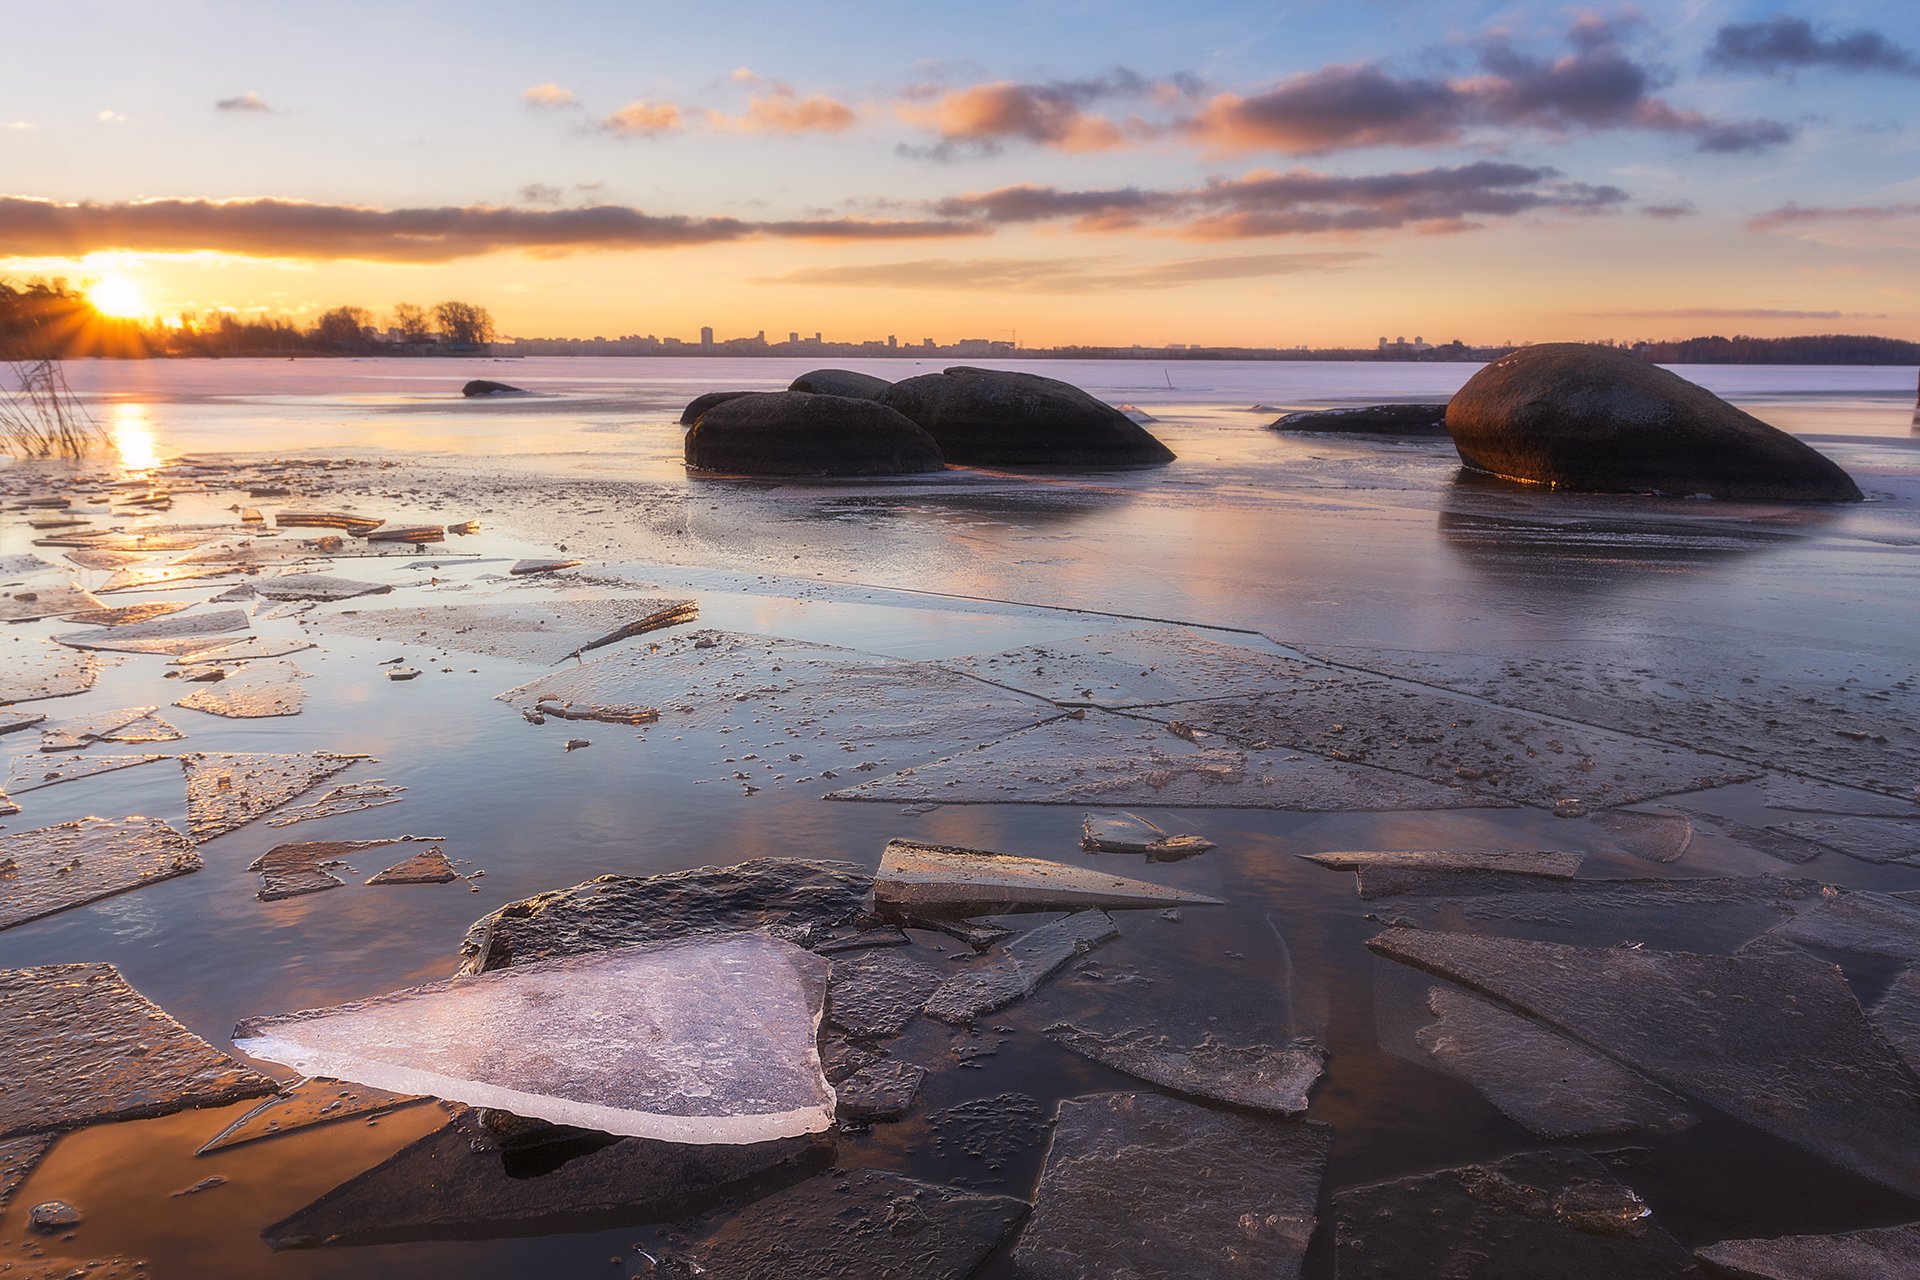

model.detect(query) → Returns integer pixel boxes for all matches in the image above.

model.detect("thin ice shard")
[1016,1091,1328,1280]
[252,574,393,603]
[175,660,307,718]
[0,583,105,622]
[365,845,457,885]
[182,752,363,841]
[685,1168,1025,1279]
[1,817,202,931]
[333,598,698,665]
[947,627,1327,707]
[875,838,1221,913]
[1080,812,1214,858]
[1871,971,1920,1079]
[0,962,273,1138]
[0,640,97,705]
[53,608,250,653]
[923,911,1118,1024]
[235,932,836,1144]
[249,839,407,901]
[63,601,192,628]
[1045,1024,1324,1115]
[1414,986,1694,1138]
[1765,777,1920,818]
[1698,1221,1920,1278]
[37,705,165,751]
[1369,928,1920,1198]
[264,780,405,828]
[1304,849,1581,900]
[836,1061,928,1121]
[196,1079,424,1154]
[171,636,315,666]
[8,753,174,794]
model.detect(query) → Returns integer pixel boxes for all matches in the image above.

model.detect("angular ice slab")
[1304,848,1580,900]
[875,839,1221,914]
[235,932,836,1144]
[1698,1222,1920,1279]
[923,911,1119,1024]
[1080,812,1214,859]
[2,816,202,932]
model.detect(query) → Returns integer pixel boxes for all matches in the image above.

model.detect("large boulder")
[882,367,1175,467]
[684,392,945,477]
[680,389,754,426]
[461,379,525,397]
[1270,404,1448,436]
[789,369,892,401]
[1447,345,1862,501]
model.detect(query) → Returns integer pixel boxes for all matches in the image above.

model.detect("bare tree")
[433,301,495,348]
[391,302,431,340]
[312,305,371,351]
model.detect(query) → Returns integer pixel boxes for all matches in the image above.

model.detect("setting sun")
[87,273,145,319]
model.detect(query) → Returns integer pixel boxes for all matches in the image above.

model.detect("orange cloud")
[709,90,857,134]
[522,83,577,109]
[900,81,1127,152]
[600,100,682,137]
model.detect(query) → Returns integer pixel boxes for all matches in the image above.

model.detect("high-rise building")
[699,326,714,348]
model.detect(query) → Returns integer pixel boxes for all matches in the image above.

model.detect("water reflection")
[108,402,160,471]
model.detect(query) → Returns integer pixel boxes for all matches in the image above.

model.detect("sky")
[3,0,1918,347]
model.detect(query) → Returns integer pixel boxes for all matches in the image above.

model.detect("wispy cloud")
[97,109,126,125]
[896,69,1198,156]
[1597,307,1872,319]
[1641,202,1697,218]
[757,250,1369,293]
[522,83,578,109]
[1748,202,1920,233]
[708,86,857,134]
[215,91,273,113]
[1707,17,1919,78]
[0,195,984,262]
[598,100,682,137]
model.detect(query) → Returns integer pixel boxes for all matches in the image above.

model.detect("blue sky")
[3,1,1916,344]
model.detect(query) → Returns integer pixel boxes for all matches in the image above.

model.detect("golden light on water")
[109,403,160,470]
[88,273,147,319]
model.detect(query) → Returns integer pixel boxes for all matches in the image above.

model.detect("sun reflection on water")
[109,402,161,471]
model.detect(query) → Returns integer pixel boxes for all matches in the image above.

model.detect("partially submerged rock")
[883,366,1175,467]
[923,911,1118,1025]
[265,1107,829,1248]
[1333,1148,1694,1279]
[1369,928,1920,1197]
[1414,986,1694,1139]
[685,391,946,476]
[874,838,1221,914]
[1698,1221,1920,1278]
[1015,1091,1328,1279]
[1,817,201,930]
[461,380,525,397]
[1269,403,1448,435]
[1446,343,1864,501]
[681,1168,1024,1279]
[236,932,835,1144]
[788,368,892,400]
[196,1078,424,1154]
[678,389,754,425]
[1045,1024,1324,1115]
[0,962,273,1138]
[1080,812,1215,859]
[460,858,871,973]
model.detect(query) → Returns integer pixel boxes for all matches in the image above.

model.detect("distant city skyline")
[3,2,1917,345]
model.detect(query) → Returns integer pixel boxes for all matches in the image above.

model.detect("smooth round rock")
[788,369,892,400]
[883,366,1175,467]
[30,1200,82,1231]
[1270,404,1448,436]
[461,380,525,397]
[679,389,755,426]
[685,392,945,477]
[1446,344,1862,501]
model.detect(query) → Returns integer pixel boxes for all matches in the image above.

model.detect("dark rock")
[684,392,945,477]
[29,1199,82,1230]
[461,380,525,397]
[678,389,754,426]
[1445,343,1863,501]
[883,366,1175,467]
[788,368,893,400]
[1269,403,1449,435]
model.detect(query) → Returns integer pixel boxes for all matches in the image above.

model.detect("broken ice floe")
[252,573,393,603]
[0,640,98,705]
[1304,848,1581,900]
[923,911,1118,1025]
[263,780,406,828]
[0,582,106,622]
[1871,972,1920,1079]
[1016,1091,1328,1280]
[182,751,364,841]
[236,932,836,1144]
[249,839,418,901]
[1763,888,1920,961]
[1080,811,1214,859]
[827,949,944,1041]
[0,962,273,1137]
[947,626,1330,707]
[1765,776,1919,818]
[196,1079,424,1155]
[1044,1024,1324,1115]
[830,711,1488,811]
[274,510,384,535]
[36,704,181,751]
[459,858,872,973]
[1413,986,1694,1138]
[53,608,251,656]
[174,660,307,718]
[366,845,458,884]
[8,753,174,794]
[1,817,202,931]
[1697,1221,1920,1279]
[836,1061,929,1122]
[509,558,581,576]
[331,598,697,665]
[1769,816,1920,866]
[1584,808,1694,863]
[264,1106,828,1249]
[874,838,1220,914]
[169,636,315,667]
[63,601,192,629]
[1370,927,1920,1197]
[1333,1148,1693,1279]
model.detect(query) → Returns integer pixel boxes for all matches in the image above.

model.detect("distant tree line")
[1631,334,1920,365]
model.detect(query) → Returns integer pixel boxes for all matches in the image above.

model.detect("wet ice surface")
[874,838,1221,913]
[0,817,201,930]
[235,932,837,1144]
[196,1079,425,1155]
[1699,1220,1920,1278]
[0,360,1917,1276]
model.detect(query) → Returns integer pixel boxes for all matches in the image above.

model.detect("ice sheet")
[874,838,1221,913]
[1,816,202,931]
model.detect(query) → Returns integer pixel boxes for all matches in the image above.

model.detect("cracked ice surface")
[236,932,836,1144]
[0,638,97,706]
[181,751,363,841]
[942,626,1332,706]
[1,817,202,931]
[328,597,697,664]
[874,838,1220,913]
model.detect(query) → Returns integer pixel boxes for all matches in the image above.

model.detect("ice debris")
[1698,1221,1920,1278]
[248,839,410,901]
[827,949,944,1040]
[332,598,697,665]
[875,838,1220,914]
[836,1061,928,1122]
[923,911,1118,1025]
[182,751,363,841]
[236,932,836,1144]
[1045,1024,1324,1116]
[252,573,393,603]
[1304,848,1580,900]
[366,845,458,885]
[1080,811,1215,858]
[1,817,202,932]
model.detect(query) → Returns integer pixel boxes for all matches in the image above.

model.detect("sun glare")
[108,403,160,471]
[88,273,147,319]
